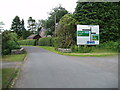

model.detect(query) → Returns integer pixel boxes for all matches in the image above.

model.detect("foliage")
[38,19,47,28]
[73,2,120,42]
[71,45,92,53]
[11,16,22,38]
[21,19,27,39]
[27,17,37,34]
[38,37,53,46]
[18,39,35,45]
[39,46,116,57]
[96,41,119,52]
[71,41,119,53]
[56,14,76,48]
[18,38,53,46]
[11,16,28,39]
[44,5,68,36]
[2,31,20,55]
[52,37,62,48]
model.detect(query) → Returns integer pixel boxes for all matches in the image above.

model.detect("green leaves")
[73,2,119,43]
[2,31,20,55]
[56,14,76,48]
[45,5,68,36]
[27,17,36,34]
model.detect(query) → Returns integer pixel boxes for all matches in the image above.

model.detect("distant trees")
[27,17,37,34]
[11,16,36,39]
[44,5,68,36]
[11,16,22,37]
[21,19,27,39]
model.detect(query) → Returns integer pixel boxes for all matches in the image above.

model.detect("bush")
[71,45,78,52]
[38,37,53,46]
[2,31,20,55]
[97,41,119,52]
[78,45,92,53]
[18,39,35,45]
[71,45,92,53]
[71,41,119,53]
[52,37,62,48]
[7,40,20,49]
[3,40,20,55]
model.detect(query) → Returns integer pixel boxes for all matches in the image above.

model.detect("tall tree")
[27,17,36,34]
[11,16,22,37]
[73,2,120,42]
[21,19,27,39]
[56,14,76,48]
[46,5,68,36]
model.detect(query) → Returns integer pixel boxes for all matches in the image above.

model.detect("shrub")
[7,40,20,49]
[71,45,78,52]
[2,31,20,55]
[97,41,119,52]
[78,45,92,53]
[3,40,20,55]
[71,45,92,53]
[52,37,62,48]
[71,41,119,53]
[38,37,53,46]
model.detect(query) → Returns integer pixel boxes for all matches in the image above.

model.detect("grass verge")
[2,52,27,89]
[2,68,15,88]
[39,46,118,57]
[2,53,27,62]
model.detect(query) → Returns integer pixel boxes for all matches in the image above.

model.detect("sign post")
[77,25,99,45]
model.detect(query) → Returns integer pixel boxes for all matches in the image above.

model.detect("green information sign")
[77,31,89,36]
[92,34,99,40]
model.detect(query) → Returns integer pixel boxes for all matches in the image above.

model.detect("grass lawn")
[2,68,16,88]
[39,46,118,57]
[2,53,27,88]
[2,53,27,62]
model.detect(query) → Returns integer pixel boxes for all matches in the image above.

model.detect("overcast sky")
[0,0,77,30]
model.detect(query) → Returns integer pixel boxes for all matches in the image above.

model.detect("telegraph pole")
[55,15,56,36]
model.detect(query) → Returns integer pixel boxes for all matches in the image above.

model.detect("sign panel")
[77,31,89,36]
[92,34,99,41]
[77,25,99,45]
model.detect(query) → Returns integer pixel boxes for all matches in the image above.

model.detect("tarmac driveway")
[14,46,118,88]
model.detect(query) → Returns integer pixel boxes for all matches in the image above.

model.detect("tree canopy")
[27,17,37,34]
[11,16,22,37]
[73,2,120,42]
[45,5,68,36]
[56,14,76,48]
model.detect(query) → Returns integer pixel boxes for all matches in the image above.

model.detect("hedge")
[38,37,53,46]
[18,39,35,45]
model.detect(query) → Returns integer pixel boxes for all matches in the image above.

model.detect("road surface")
[14,46,118,88]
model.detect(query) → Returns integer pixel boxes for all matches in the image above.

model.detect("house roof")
[27,34,41,39]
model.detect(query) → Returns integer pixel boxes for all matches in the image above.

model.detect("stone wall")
[57,48,72,53]
[11,48,25,54]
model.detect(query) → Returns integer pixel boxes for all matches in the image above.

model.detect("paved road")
[14,46,118,88]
